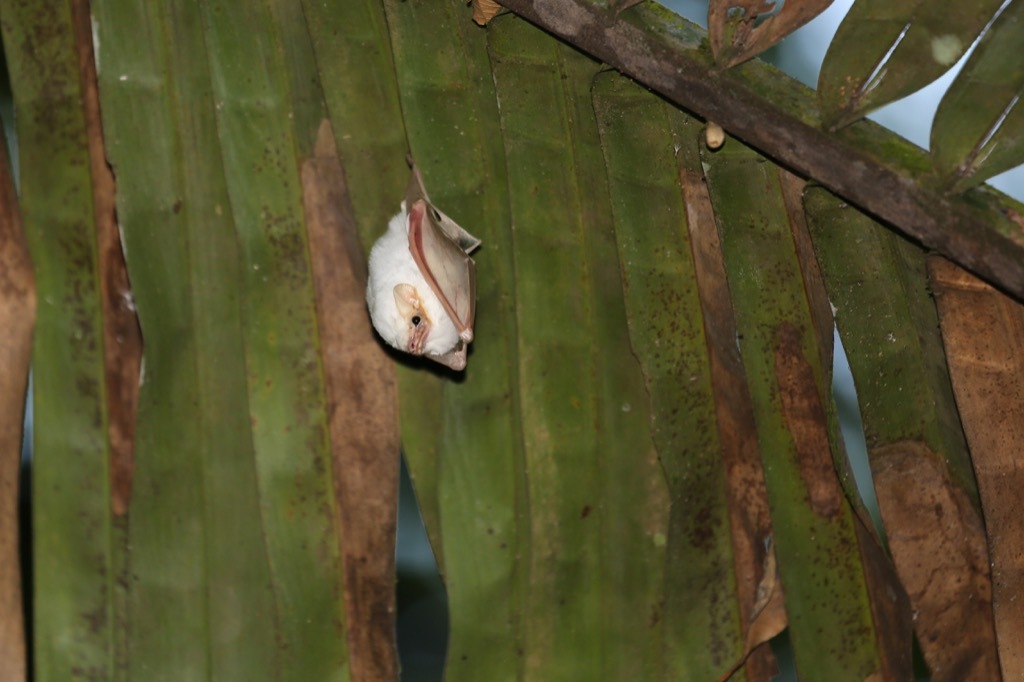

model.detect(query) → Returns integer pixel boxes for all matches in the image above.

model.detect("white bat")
[366,161,480,370]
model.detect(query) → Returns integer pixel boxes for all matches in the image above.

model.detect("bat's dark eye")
[411,315,422,327]
[429,207,442,222]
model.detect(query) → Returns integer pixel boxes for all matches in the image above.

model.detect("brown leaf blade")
[709,0,834,68]
[873,441,1000,681]
[786,177,915,682]
[677,120,778,680]
[929,257,1024,681]
[71,0,142,516]
[0,108,34,682]
[302,120,400,682]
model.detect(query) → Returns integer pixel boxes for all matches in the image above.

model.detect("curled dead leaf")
[472,0,503,26]
[715,540,787,682]
[709,0,833,68]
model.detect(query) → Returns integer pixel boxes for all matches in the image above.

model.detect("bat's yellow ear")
[393,283,422,320]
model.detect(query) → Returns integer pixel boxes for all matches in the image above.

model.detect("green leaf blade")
[804,187,1001,677]
[380,1,523,678]
[488,18,605,678]
[594,72,742,680]
[818,0,1005,128]
[704,140,888,679]
[559,54,673,682]
[932,0,1024,193]
[2,1,116,677]
[91,0,284,677]
[200,1,349,678]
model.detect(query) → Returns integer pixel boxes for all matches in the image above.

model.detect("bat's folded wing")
[408,200,477,343]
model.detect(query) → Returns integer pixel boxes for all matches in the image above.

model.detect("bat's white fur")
[366,205,460,357]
